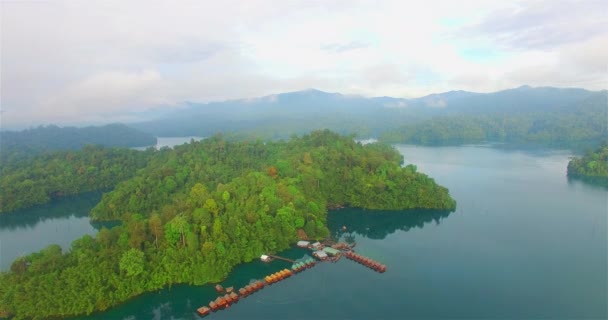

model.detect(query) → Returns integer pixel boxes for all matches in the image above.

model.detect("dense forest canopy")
[0,123,156,164]
[0,130,455,319]
[0,146,153,213]
[568,145,608,178]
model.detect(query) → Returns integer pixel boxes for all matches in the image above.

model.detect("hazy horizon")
[2,0,607,128]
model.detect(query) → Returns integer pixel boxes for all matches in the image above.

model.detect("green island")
[567,145,608,181]
[0,130,455,319]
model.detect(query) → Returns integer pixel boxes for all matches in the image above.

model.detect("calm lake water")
[2,145,607,319]
[0,192,104,271]
[132,136,204,151]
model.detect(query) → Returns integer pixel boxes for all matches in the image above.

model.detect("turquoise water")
[3,145,607,319]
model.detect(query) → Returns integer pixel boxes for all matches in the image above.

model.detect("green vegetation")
[568,145,608,178]
[0,146,152,213]
[380,93,606,148]
[0,123,156,164]
[0,130,455,319]
[134,87,606,150]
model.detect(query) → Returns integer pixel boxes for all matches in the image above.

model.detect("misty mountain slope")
[380,90,607,148]
[0,124,157,163]
[131,86,601,143]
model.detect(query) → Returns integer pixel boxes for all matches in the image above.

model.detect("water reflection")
[0,192,103,231]
[327,208,453,240]
[567,175,608,190]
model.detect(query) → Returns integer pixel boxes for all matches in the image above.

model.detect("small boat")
[197,306,211,316]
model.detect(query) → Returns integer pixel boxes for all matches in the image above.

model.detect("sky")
[1,0,607,128]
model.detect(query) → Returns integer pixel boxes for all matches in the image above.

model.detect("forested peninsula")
[0,130,455,319]
[568,145,608,179]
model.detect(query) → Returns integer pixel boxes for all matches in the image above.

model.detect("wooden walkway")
[267,255,295,263]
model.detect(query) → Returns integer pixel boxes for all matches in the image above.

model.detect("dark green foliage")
[0,123,156,162]
[0,130,455,319]
[0,146,152,213]
[568,145,608,178]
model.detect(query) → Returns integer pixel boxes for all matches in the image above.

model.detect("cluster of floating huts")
[344,251,387,273]
[197,240,386,317]
[197,281,265,316]
[196,259,317,317]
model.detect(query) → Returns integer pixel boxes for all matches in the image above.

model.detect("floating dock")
[266,254,295,263]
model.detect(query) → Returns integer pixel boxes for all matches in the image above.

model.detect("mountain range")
[130,86,606,140]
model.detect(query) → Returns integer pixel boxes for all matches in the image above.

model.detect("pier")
[266,254,295,263]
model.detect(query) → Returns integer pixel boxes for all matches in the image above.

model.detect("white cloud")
[1,0,606,128]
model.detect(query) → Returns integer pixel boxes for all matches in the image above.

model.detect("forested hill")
[0,130,455,319]
[0,123,156,162]
[568,145,608,179]
[130,86,603,148]
[380,91,607,148]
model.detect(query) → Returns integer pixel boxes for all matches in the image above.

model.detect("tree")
[119,248,144,277]
[149,214,163,248]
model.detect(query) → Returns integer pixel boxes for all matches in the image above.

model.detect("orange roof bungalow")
[239,288,248,296]
[254,281,264,289]
[226,286,234,294]
[230,292,239,302]
[197,306,211,316]
[209,301,218,311]
[215,284,224,293]
[215,297,226,307]
[224,293,233,304]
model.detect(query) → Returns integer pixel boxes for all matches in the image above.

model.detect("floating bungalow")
[197,306,210,316]
[313,250,328,260]
[297,240,310,248]
[215,284,224,293]
[323,247,341,257]
[230,292,239,302]
[311,242,323,250]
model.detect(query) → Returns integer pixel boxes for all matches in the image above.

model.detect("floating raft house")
[344,251,387,273]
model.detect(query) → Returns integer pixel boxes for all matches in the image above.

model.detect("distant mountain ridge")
[131,85,604,139]
[0,123,157,162]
